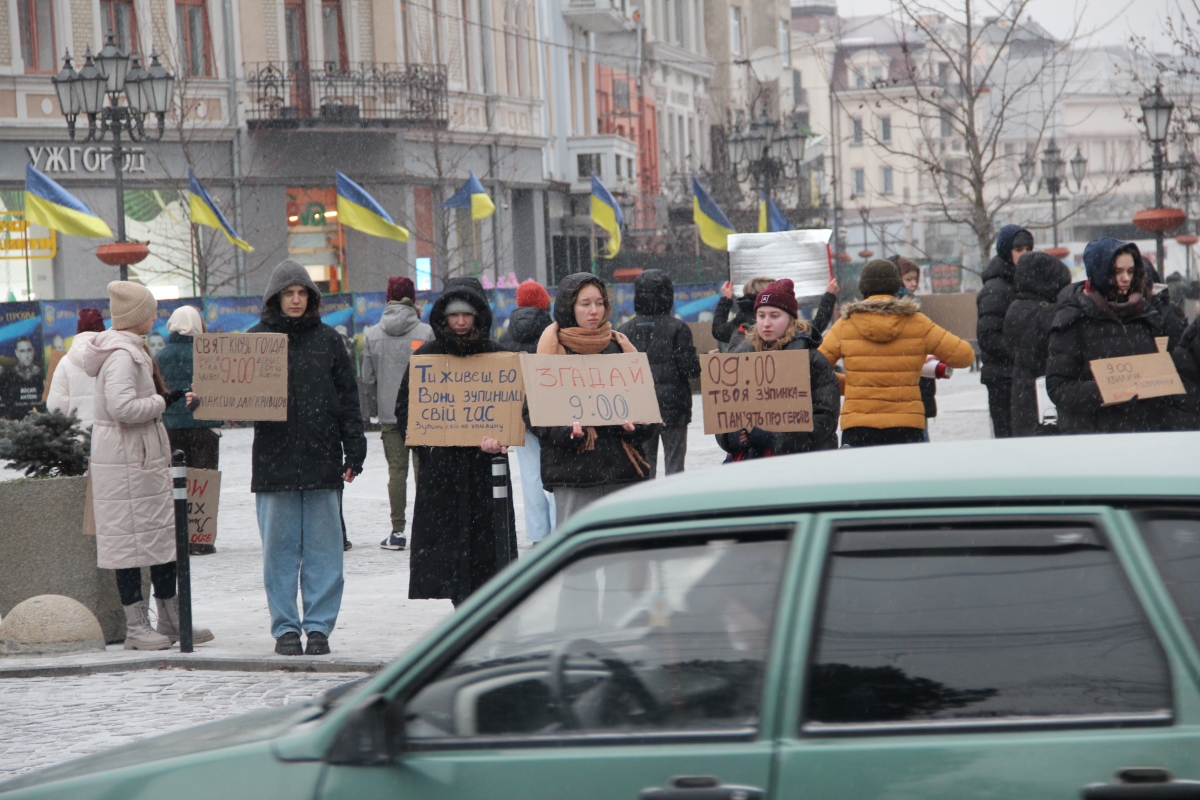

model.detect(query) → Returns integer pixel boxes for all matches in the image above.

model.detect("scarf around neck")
[1086,284,1144,320]
[535,321,635,355]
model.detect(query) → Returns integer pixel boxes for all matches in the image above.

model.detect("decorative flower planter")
[858,250,874,259]
[1045,247,1071,259]
[95,241,151,266]
[1176,234,1199,246]
[1133,208,1186,233]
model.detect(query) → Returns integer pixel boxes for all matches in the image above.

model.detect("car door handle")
[1084,768,1200,800]
[641,775,763,800]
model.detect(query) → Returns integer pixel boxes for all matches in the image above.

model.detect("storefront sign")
[699,350,813,434]
[406,352,526,446]
[520,353,662,427]
[1089,352,1185,406]
[26,145,147,175]
[192,333,289,421]
[0,215,55,260]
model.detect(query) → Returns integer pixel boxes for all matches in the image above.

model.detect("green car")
[6,433,1200,800]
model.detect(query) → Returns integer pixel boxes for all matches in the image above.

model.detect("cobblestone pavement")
[0,670,360,778]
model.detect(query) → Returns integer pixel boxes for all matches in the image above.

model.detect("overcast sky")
[829,0,1181,50]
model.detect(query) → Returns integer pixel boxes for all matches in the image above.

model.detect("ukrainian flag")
[24,164,112,239]
[441,172,496,221]
[188,169,253,252]
[336,171,410,242]
[590,174,623,258]
[693,177,735,250]
[758,192,791,233]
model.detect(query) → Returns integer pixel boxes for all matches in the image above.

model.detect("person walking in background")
[46,308,105,430]
[235,260,366,656]
[79,282,213,650]
[618,270,700,476]
[361,276,432,552]
[1004,252,1072,437]
[155,305,222,556]
[976,224,1033,438]
[500,279,556,543]
[396,281,517,606]
[820,260,975,447]
[713,276,773,350]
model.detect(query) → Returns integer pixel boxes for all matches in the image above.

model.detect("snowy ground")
[0,369,993,779]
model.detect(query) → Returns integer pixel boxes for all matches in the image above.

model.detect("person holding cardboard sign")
[396,281,517,607]
[716,279,840,461]
[530,273,659,525]
[1047,239,1181,435]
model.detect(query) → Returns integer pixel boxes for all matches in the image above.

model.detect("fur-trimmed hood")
[842,294,921,344]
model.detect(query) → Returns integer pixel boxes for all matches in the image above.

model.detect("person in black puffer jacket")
[529,273,659,525]
[1147,265,1189,344]
[1003,252,1072,437]
[618,270,700,476]
[976,224,1034,439]
[1171,317,1200,430]
[713,276,773,350]
[1046,238,1179,435]
[500,280,553,355]
[243,260,367,657]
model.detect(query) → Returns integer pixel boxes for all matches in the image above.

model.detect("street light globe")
[1070,147,1087,187]
[96,33,131,95]
[75,48,109,116]
[143,52,175,115]
[726,129,747,169]
[123,54,149,112]
[1041,138,1064,183]
[1140,81,1174,145]
[52,52,81,116]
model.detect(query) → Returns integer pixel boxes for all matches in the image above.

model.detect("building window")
[852,117,863,145]
[940,107,953,138]
[628,157,635,179]
[613,79,630,110]
[674,0,684,45]
[18,0,55,73]
[778,19,790,68]
[578,154,600,178]
[853,168,865,195]
[854,69,865,88]
[880,115,891,143]
[882,166,894,195]
[176,0,213,77]
[100,0,137,54]
[871,65,883,84]
[729,7,742,55]
[322,0,348,70]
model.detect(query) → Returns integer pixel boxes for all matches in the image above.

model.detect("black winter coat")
[1045,283,1175,435]
[248,313,366,493]
[396,284,517,602]
[1171,318,1200,431]
[500,306,552,355]
[716,333,841,459]
[810,291,838,335]
[977,254,1016,383]
[1004,255,1072,436]
[712,293,756,346]
[617,270,701,427]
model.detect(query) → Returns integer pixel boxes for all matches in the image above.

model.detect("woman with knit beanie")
[530,273,659,525]
[717,279,841,460]
[78,282,213,650]
[46,308,106,430]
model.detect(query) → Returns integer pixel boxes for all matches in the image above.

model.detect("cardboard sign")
[192,333,288,421]
[1089,352,1186,406]
[728,230,832,299]
[187,468,220,547]
[406,352,526,446]
[700,350,814,434]
[520,352,663,427]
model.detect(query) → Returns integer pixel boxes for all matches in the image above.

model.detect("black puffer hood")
[1014,252,1071,302]
[1083,237,1146,296]
[506,306,552,345]
[995,224,1032,265]
[633,269,675,315]
[981,254,1014,283]
[444,276,486,294]
[429,284,494,354]
[553,273,608,329]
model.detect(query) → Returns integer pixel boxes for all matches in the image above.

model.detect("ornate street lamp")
[1017,137,1087,254]
[725,110,810,223]
[1136,80,1181,271]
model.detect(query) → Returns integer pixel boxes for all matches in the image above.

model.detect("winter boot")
[275,632,302,656]
[155,596,215,644]
[304,631,330,655]
[123,600,172,651]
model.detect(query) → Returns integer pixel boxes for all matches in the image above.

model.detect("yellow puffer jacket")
[818,295,976,430]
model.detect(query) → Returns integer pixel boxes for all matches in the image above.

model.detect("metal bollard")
[491,455,512,568]
[172,450,194,653]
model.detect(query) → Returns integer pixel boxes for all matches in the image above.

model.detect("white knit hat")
[167,304,204,336]
[107,281,157,329]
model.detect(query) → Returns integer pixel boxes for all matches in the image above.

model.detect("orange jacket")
[818,295,976,430]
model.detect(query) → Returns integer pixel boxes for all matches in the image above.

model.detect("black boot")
[275,632,302,656]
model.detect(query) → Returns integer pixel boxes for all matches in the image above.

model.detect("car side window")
[804,523,1171,731]
[1139,512,1200,647]
[405,532,790,742]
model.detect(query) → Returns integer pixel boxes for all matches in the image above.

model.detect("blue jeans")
[514,430,555,543]
[256,489,344,639]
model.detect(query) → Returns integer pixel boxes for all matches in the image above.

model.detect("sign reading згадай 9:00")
[519,353,663,426]
[406,352,526,447]
[191,333,288,421]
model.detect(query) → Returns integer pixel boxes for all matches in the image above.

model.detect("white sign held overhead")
[728,229,833,300]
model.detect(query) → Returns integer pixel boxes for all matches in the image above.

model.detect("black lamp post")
[51,36,174,280]
[1140,80,1175,271]
[727,111,808,210]
[1019,137,1087,250]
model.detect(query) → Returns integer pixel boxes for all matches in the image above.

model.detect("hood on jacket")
[633,269,675,316]
[1083,237,1146,296]
[378,301,424,337]
[167,305,204,337]
[1014,252,1072,302]
[842,294,921,344]
[995,224,1031,265]
[553,273,608,329]
[76,329,151,378]
[445,276,486,294]
[507,306,552,344]
[64,330,98,368]
[429,283,494,353]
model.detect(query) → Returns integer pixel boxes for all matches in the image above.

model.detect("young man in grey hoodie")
[361,276,433,550]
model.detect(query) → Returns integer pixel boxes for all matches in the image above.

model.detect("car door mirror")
[325,694,406,766]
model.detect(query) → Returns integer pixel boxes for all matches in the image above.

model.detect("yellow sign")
[0,213,56,260]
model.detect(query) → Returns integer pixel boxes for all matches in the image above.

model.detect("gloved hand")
[163,389,187,407]
[746,427,774,449]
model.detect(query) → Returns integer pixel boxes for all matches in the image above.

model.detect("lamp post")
[1140,80,1176,272]
[1018,137,1086,253]
[51,36,174,280]
[726,110,809,214]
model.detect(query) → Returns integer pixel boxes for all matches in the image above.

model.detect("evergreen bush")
[0,410,90,478]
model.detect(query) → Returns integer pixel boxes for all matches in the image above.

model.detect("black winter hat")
[859,259,903,297]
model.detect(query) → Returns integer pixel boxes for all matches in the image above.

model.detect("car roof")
[564,432,1199,531]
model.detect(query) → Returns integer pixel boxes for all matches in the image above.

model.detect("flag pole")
[23,212,31,300]
[338,220,348,292]
[472,218,479,279]
[190,223,198,297]
[590,217,597,275]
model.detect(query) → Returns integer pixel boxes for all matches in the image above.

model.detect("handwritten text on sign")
[1089,352,1185,406]
[192,333,288,421]
[406,352,526,446]
[519,353,663,426]
[186,468,220,547]
[700,350,813,434]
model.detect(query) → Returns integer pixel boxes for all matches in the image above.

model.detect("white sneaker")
[123,600,172,650]
[380,532,407,550]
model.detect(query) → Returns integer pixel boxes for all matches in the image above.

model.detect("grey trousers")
[646,423,688,477]
[555,484,626,527]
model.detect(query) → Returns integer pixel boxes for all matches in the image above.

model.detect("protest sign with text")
[187,468,220,548]
[520,353,663,426]
[700,350,813,434]
[192,333,288,421]
[1089,352,1185,406]
[406,352,526,446]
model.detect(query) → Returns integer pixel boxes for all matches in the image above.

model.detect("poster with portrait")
[41,298,111,365]
[0,301,45,419]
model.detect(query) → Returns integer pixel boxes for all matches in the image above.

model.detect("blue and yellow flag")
[590,174,623,258]
[758,192,791,233]
[336,171,410,242]
[188,169,253,252]
[441,172,496,221]
[693,177,735,251]
[24,164,112,239]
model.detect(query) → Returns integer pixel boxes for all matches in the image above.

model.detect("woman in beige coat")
[78,282,213,650]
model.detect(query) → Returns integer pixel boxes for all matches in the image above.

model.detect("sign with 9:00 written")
[700,350,813,434]
[520,353,663,426]
[191,333,288,421]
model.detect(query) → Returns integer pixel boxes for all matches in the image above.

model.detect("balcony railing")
[245,62,448,129]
